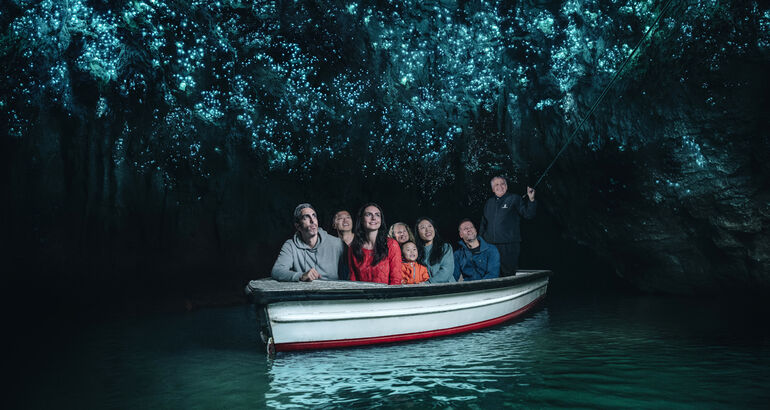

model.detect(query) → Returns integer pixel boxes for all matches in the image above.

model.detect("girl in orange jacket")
[400,241,430,284]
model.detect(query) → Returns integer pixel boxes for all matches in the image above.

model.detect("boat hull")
[248,271,550,352]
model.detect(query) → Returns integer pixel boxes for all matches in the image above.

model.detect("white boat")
[245,270,551,353]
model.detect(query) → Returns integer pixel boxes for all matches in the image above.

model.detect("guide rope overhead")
[532,0,676,189]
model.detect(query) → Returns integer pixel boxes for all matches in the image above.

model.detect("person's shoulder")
[481,239,498,253]
[281,236,298,249]
[318,227,332,237]
[319,228,343,245]
[276,238,299,261]
[387,237,400,249]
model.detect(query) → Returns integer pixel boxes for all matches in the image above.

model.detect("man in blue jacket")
[479,176,536,276]
[453,219,500,281]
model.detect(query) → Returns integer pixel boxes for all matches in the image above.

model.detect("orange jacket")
[401,261,429,284]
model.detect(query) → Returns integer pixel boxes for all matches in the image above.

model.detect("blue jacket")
[453,237,500,281]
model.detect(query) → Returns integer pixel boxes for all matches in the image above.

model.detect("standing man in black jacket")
[479,176,536,276]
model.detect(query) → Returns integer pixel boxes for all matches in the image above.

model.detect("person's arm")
[486,246,501,279]
[419,264,430,283]
[429,244,456,283]
[347,246,358,281]
[479,203,489,237]
[453,250,462,281]
[388,240,402,285]
[337,246,350,280]
[270,241,303,282]
[519,188,537,220]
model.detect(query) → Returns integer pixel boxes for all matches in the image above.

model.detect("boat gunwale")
[270,282,549,322]
[273,293,547,351]
[247,270,551,305]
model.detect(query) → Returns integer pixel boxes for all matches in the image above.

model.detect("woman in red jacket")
[348,203,402,285]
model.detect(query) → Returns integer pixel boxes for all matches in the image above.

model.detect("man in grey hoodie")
[271,203,345,282]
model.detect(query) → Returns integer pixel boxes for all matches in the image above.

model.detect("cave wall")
[2,0,768,298]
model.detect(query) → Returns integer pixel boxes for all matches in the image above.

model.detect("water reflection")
[266,310,552,408]
[264,295,770,408]
[16,306,273,409]
[15,294,770,409]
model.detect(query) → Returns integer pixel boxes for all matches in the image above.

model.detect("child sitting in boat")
[400,241,430,285]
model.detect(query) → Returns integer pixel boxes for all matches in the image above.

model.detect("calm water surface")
[17,285,770,408]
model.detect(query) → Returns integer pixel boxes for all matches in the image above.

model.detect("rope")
[531,0,676,189]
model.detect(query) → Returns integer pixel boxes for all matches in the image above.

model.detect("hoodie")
[271,228,344,281]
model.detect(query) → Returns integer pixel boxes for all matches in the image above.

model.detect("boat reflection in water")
[265,308,552,408]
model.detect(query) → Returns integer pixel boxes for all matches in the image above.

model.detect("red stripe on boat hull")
[274,294,546,352]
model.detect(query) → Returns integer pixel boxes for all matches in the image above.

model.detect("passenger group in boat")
[269,176,536,284]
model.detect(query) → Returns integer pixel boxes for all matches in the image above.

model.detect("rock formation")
[2,0,768,297]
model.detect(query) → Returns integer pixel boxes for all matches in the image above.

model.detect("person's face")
[363,206,382,231]
[333,211,352,232]
[459,221,477,243]
[402,243,418,262]
[417,220,435,243]
[491,177,508,198]
[296,207,318,238]
[393,224,409,243]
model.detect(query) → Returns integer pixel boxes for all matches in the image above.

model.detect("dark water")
[15,286,770,409]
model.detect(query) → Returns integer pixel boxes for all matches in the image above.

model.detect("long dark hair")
[415,217,449,266]
[351,203,389,266]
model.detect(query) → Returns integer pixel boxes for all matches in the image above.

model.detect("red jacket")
[401,261,429,284]
[348,238,402,285]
